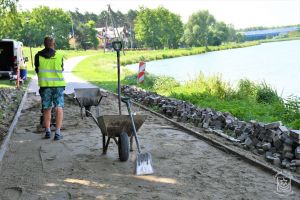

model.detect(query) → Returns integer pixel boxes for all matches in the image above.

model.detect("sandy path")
[0,92,299,200]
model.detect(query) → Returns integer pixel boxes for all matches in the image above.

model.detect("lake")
[126,40,300,98]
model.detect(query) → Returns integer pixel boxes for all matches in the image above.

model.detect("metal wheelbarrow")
[74,87,147,162]
[91,114,147,161]
[74,88,106,119]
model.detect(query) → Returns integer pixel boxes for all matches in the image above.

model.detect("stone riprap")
[121,85,300,173]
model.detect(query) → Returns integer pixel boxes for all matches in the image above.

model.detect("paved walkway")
[28,56,97,95]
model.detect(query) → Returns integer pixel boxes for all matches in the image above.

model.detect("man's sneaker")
[45,132,51,139]
[54,133,63,141]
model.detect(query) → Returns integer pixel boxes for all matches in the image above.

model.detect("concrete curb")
[0,89,28,171]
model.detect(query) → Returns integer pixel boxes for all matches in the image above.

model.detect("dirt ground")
[0,92,299,200]
[0,87,25,140]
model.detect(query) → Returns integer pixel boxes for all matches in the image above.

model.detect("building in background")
[242,26,300,41]
[96,27,131,49]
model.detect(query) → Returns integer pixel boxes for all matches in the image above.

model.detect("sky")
[18,0,300,29]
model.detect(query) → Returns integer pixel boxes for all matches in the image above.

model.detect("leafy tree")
[97,10,108,27]
[84,12,98,24]
[70,9,85,26]
[0,0,17,15]
[183,10,216,48]
[0,0,18,38]
[209,21,229,46]
[27,6,72,49]
[113,10,126,27]
[181,28,193,46]
[86,20,99,49]
[125,9,138,47]
[74,20,98,49]
[226,24,237,42]
[127,9,138,26]
[0,11,21,39]
[155,7,183,48]
[134,7,183,49]
[236,33,245,43]
[182,10,242,46]
[134,8,157,48]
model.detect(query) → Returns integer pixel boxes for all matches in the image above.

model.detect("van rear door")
[0,41,14,72]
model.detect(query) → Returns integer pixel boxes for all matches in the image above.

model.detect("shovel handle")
[123,98,142,154]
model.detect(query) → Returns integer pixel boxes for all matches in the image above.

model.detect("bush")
[153,76,180,93]
[256,82,281,104]
[288,120,300,129]
[283,95,300,128]
[236,79,257,99]
[184,73,233,99]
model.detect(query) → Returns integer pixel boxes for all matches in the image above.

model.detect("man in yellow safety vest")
[34,36,65,140]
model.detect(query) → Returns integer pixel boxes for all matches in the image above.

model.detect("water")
[126,40,300,97]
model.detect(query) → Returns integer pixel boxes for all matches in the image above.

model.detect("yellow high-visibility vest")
[38,52,65,87]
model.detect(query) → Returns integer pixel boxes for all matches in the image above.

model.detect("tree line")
[0,1,244,49]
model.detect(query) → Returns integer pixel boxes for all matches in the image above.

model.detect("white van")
[0,39,28,78]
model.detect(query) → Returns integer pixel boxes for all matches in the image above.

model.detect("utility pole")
[71,17,76,49]
[129,23,133,49]
[51,26,54,38]
[105,5,125,55]
[151,31,154,50]
[25,16,33,69]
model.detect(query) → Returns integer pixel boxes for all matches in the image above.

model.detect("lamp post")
[112,41,123,115]
[25,16,34,69]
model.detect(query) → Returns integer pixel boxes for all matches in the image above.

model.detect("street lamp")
[112,41,123,115]
[26,16,34,69]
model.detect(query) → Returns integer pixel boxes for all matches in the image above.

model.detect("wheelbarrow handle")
[85,110,99,127]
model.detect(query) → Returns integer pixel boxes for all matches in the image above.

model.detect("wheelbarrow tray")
[97,115,147,137]
[74,88,103,107]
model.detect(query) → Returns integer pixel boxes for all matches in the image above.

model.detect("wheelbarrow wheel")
[118,132,129,162]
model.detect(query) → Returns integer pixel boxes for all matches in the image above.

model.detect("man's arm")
[61,58,64,72]
[34,53,39,74]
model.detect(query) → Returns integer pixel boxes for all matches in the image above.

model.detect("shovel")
[122,97,154,175]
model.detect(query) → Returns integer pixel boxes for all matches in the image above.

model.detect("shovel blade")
[135,153,154,176]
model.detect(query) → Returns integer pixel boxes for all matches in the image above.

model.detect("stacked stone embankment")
[121,85,300,173]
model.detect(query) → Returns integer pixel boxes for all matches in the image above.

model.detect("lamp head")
[112,41,122,51]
